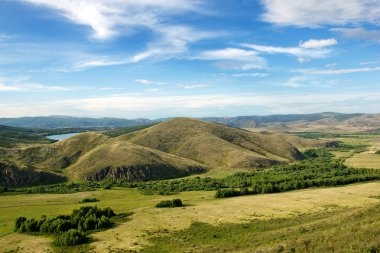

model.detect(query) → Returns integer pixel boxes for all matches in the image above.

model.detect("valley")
[0,115,379,252]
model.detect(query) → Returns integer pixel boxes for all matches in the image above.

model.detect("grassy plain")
[1,182,380,252]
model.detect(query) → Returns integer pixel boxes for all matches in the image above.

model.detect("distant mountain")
[202,112,365,129]
[0,116,155,129]
[0,112,378,132]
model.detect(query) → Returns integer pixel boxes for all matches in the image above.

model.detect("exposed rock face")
[80,165,205,182]
[0,162,66,187]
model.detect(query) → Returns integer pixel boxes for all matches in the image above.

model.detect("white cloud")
[0,76,73,92]
[261,0,380,27]
[196,48,267,70]
[231,73,269,77]
[22,0,203,40]
[331,28,380,43]
[131,26,221,63]
[242,39,336,62]
[135,79,166,85]
[21,0,218,63]
[73,58,129,69]
[1,92,380,117]
[283,76,310,88]
[145,88,160,92]
[299,38,337,48]
[302,66,380,75]
[177,83,208,89]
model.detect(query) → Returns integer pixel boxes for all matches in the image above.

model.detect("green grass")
[144,203,380,253]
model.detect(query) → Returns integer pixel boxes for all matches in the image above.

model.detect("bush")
[79,198,98,203]
[15,206,116,245]
[54,229,89,246]
[375,150,380,155]
[155,199,183,208]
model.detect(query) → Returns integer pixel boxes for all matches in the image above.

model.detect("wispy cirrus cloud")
[196,48,267,70]
[1,92,380,117]
[21,0,218,63]
[301,66,380,75]
[261,0,380,27]
[331,27,380,43]
[177,83,208,89]
[135,79,166,85]
[21,0,204,40]
[241,38,337,63]
[0,76,74,92]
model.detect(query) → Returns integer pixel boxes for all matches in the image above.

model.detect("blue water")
[46,133,79,141]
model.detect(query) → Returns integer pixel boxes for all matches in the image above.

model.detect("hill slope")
[1,117,329,185]
[69,140,205,181]
[120,118,303,169]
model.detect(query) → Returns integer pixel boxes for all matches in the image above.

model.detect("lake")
[46,133,79,141]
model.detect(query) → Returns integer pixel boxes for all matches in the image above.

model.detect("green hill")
[69,140,205,181]
[1,118,327,185]
[0,125,53,148]
[120,118,303,169]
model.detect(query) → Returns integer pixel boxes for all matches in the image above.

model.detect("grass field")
[1,182,380,252]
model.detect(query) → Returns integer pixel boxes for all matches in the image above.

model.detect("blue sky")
[0,0,380,118]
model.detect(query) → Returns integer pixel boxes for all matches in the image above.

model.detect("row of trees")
[135,149,380,197]
[15,206,115,246]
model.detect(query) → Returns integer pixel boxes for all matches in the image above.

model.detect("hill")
[1,118,332,186]
[69,140,205,181]
[120,118,304,169]
[204,113,380,132]
[0,125,53,148]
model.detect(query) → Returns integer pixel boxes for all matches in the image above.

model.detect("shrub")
[155,199,183,208]
[15,206,116,245]
[54,229,89,246]
[375,150,380,155]
[79,198,98,203]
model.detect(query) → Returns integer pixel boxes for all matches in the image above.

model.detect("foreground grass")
[144,203,380,253]
[1,183,380,252]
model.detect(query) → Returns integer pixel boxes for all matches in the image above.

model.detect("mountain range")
[1,112,379,132]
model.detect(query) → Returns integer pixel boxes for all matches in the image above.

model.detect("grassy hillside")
[1,118,329,184]
[121,118,303,169]
[144,203,380,253]
[69,139,206,181]
[0,161,65,187]
[19,132,109,172]
[0,125,53,148]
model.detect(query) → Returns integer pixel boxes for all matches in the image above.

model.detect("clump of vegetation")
[15,206,115,246]
[3,181,104,195]
[79,198,98,203]
[375,150,380,155]
[155,199,183,208]
[134,149,380,198]
[54,229,89,246]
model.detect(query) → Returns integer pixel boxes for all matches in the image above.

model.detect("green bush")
[155,199,183,208]
[15,206,115,245]
[79,198,98,203]
[54,229,89,246]
[375,150,380,154]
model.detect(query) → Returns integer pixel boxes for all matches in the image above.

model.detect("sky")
[0,0,380,118]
